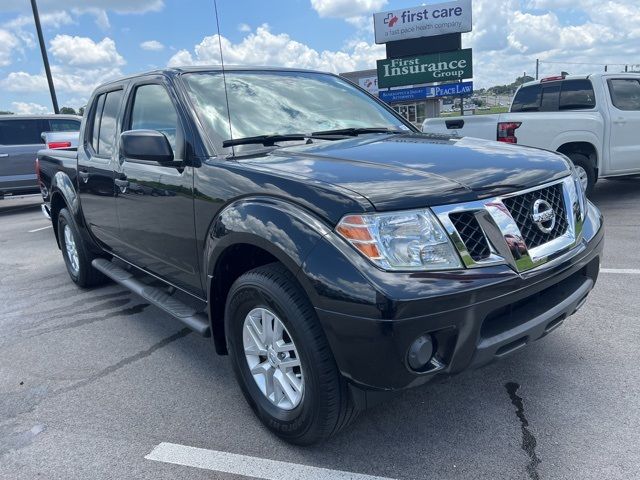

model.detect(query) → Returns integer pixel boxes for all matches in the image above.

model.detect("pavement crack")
[505,382,541,480]
[56,328,192,396]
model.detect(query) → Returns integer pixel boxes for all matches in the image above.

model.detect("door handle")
[0,153,8,158]
[78,170,89,183]
[613,118,627,125]
[115,178,129,193]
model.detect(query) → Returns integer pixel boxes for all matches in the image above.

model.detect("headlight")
[570,167,587,221]
[336,209,463,271]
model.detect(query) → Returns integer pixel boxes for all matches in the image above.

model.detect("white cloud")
[310,0,387,18]
[3,10,74,29]
[140,40,164,51]
[238,23,251,33]
[11,102,50,115]
[0,29,18,66]
[1,65,124,97]
[168,24,384,73]
[49,35,125,67]
[0,32,126,110]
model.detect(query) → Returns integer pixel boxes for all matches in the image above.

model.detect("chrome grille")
[449,211,491,261]
[502,183,568,249]
[433,177,584,273]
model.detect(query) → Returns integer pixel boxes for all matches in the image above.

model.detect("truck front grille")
[502,183,568,249]
[449,211,491,261]
[432,176,583,273]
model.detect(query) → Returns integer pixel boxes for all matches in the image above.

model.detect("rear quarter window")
[0,119,45,145]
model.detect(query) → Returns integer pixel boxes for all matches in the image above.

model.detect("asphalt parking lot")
[1,180,639,480]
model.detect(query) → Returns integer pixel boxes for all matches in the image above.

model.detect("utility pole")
[30,0,59,114]
[535,59,539,80]
[604,65,608,72]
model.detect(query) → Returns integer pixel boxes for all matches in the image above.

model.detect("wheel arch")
[204,197,332,355]
[556,141,599,176]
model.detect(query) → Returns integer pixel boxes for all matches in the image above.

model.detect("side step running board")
[92,258,210,337]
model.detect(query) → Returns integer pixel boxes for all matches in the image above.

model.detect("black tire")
[57,208,108,288]
[225,263,358,445]
[566,153,596,196]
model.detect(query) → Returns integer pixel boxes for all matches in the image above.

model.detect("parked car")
[0,114,81,197]
[423,73,640,195]
[37,67,603,445]
[42,130,80,150]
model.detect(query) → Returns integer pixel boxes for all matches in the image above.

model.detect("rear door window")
[89,90,123,156]
[98,91,123,156]
[48,118,81,132]
[511,85,542,112]
[559,80,596,110]
[0,119,45,145]
[608,79,640,111]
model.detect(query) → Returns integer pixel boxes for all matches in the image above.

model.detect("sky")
[0,0,639,113]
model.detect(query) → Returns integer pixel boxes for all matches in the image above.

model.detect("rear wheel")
[566,153,595,196]
[57,208,107,288]
[225,263,358,445]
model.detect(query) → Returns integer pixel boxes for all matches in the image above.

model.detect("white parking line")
[28,225,53,233]
[145,442,396,480]
[601,268,640,275]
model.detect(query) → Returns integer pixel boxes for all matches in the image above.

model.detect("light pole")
[30,0,59,114]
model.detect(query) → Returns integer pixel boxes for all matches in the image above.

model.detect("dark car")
[36,67,604,445]
[0,114,81,197]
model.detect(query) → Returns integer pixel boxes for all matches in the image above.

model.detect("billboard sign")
[377,48,473,88]
[373,0,472,44]
[379,81,473,103]
[358,76,379,94]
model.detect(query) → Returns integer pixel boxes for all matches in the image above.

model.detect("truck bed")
[37,148,78,194]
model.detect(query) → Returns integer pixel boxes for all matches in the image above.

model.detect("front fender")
[204,197,332,278]
[203,197,334,354]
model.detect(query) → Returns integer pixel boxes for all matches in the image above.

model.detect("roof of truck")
[520,72,639,88]
[96,66,333,88]
[0,114,81,120]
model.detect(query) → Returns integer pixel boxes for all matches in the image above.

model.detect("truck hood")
[239,133,571,210]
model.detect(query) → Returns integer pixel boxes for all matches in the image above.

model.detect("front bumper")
[305,202,604,392]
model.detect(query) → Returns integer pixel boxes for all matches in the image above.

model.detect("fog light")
[407,334,434,371]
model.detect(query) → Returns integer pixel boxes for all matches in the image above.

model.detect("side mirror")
[120,130,174,164]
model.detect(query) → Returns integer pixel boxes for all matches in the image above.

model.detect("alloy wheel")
[242,307,304,410]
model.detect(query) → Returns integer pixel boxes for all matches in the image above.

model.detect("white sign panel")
[358,76,379,94]
[373,0,472,44]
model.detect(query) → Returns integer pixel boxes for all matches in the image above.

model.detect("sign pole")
[30,0,59,114]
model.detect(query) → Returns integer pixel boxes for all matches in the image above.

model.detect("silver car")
[0,114,81,197]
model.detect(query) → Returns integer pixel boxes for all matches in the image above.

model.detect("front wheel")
[225,263,358,445]
[57,208,107,288]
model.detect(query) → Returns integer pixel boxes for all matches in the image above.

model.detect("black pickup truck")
[37,67,604,445]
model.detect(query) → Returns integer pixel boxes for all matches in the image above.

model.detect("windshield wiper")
[223,134,308,148]
[311,127,406,136]
[222,128,406,149]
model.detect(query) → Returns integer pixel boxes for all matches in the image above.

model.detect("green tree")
[60,106,77,115]
[78,106,85,116]
[0,110,13,115]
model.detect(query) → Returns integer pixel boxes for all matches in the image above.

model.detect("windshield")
[182,70,409,152]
